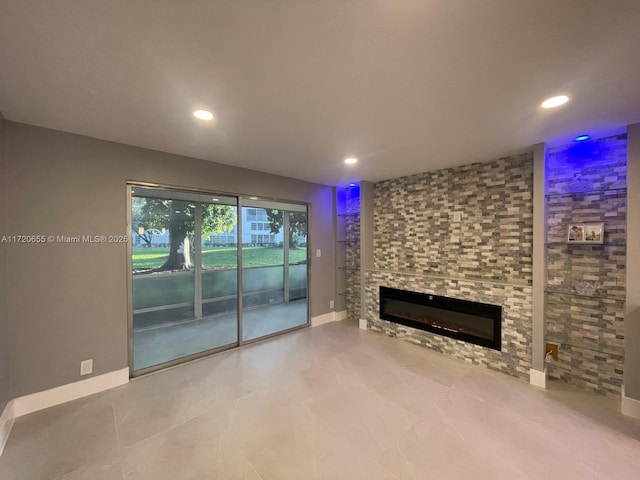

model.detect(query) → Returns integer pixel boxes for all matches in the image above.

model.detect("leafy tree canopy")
[133,197,236,271]
[264,209,307,248]
[133,198,236,235]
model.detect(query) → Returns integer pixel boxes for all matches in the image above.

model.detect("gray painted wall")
[4,121,335,398]
[0,112,10,412]
[625,124,640,401]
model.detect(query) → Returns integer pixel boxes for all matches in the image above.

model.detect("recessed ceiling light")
[574,134,591,142]
[249,196,258,200]
[344,157,358,165]
[540,95,569,109]
[349,183,357,187]
[212,198,219,202]
[193,109,214,121]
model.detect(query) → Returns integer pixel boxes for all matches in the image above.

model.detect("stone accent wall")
[545,134,627,397]
[367,154,534,380]
[374,154,533,284]
[343,186,361,322]
[366,271,533,379]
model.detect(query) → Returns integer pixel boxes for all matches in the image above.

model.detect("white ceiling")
[1,1,640,187]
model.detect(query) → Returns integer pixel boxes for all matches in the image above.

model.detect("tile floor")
[1,320,639,479]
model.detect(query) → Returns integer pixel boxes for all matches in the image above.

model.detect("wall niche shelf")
[543,139,628,396]
[335,185,363,320]
[544,289,625,301]
[545,242,625,247]
[545,187,627,198]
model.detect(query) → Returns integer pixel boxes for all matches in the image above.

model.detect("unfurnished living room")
[1,1,640,479]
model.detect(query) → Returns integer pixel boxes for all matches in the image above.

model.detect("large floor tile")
[110,364,210,448]
[54,456,124,480]
[120,413,258,480]
[2,320,640,479]
[307,381,422,457]
[0,394,119,480]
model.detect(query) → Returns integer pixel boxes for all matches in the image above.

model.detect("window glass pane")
[131,187,239,372]
[241,201,308,341]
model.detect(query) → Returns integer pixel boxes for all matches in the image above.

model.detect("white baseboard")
[311,311,335,327]
[621,385,640,418]
[359,318,367,330]
[11,368,129,418]
[529,368,547,388]
[0,400,15,457]
[311,310,347,327]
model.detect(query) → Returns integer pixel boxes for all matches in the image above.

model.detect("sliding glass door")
[241,199,308,341]
[200,196,239,347]
[130,187,238,372]
[129,186,309,374]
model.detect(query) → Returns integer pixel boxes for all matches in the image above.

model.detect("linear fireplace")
[379,287,502,351]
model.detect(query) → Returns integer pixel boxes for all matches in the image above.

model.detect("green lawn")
[132,246,307,271]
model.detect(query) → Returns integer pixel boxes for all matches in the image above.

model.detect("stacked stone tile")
[366,271,533,379]
[545,134,627,397]
[374,155,533,283]
[367,154,534,381]
[344,187,361,322]
[354,136,627,396]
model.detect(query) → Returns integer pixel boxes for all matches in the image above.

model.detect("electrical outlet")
[80,359,93,376]
[546,343,558,361]
[330,300,334,309]
[453,211,462,222]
